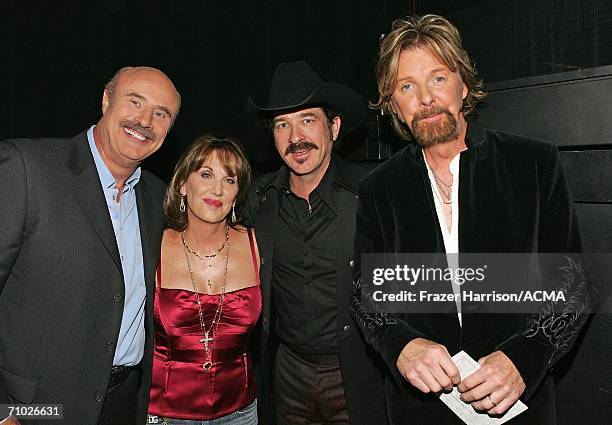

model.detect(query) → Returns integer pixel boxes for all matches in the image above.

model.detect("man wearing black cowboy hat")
[244,61,388,425]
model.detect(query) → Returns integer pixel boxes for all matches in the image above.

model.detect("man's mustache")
[412,106,452,124]
[121,119,156,140]
[285,140,318,156]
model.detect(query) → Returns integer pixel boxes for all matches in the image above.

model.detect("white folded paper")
[439,351,528,424]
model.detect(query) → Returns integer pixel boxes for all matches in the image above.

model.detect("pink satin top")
[148,229,262,420]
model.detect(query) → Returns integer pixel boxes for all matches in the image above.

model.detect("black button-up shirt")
[272,161,339,354]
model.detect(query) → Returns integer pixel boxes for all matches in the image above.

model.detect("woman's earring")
[231,202,236,224]
[180,195,186,213]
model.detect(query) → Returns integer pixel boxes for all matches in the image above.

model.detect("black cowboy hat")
[245,61,366,138]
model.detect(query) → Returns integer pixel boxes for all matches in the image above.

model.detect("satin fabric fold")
[149,285,261,420]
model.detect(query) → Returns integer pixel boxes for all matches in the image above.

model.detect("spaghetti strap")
[247,228,260,284]
[156,247,162,289]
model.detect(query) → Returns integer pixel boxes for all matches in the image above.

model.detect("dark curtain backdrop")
[422,0,612,81]
[0,0,413,180]
[2,1,611,423]
[3,1,611,179]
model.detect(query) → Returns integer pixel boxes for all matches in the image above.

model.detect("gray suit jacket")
[0,130,165,425]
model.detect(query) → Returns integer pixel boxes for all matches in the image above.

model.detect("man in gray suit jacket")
[0,66,180,425]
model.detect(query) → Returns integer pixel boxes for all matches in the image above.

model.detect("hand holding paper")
[396,338,461,393]
[458,351,526,415]
[440,351,528,425]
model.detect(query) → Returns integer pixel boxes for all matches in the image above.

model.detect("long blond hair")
[373,14,486,140]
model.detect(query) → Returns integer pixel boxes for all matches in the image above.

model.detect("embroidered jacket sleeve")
[496,143,596,400]
[349,175,427,384]
[350,140,596,397]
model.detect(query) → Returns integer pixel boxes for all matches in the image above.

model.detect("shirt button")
[94,390,104,402]
[261,257,267,265]
[349,260,355,269]
[113,293,122,302]
[343,324,351,333]
[105,342,115,352]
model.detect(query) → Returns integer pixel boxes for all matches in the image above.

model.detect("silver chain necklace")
[432,171,453,204]
[182,226,230,292]
[181,229,230,371]
[182,226,230,260]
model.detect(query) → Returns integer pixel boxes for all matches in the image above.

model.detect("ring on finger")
[488,394,498,407]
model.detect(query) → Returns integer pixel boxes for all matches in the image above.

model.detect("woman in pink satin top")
[148,135,261,424]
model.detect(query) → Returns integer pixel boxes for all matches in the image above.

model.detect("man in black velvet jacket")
[351,14,593,425]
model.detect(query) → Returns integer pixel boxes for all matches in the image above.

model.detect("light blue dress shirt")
[87,126,146,366]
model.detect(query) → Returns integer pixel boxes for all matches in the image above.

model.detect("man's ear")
[331,116,341,142]
[102,89,111,115]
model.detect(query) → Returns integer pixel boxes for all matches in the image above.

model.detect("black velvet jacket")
[350,125,593,424]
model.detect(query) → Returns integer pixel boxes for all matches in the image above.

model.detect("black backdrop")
[3,1,611,423]
[3,0,611,177]
[1,0,415,178]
